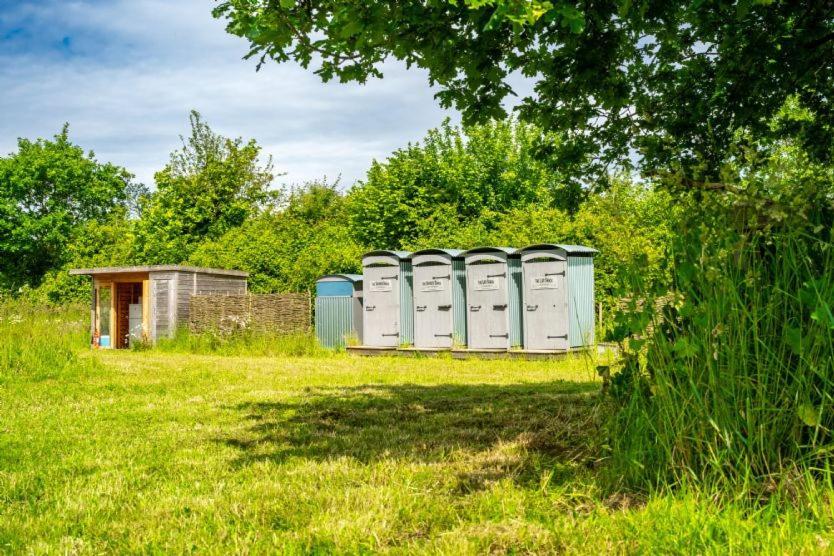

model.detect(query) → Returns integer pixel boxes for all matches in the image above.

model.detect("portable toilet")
[315,274,363,348]
[361,250,413,347]
[411,249,466,348]
[463,247,518,350]
[519,244,597,350]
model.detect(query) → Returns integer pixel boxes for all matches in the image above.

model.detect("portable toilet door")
[362,251,411,347]
[412,249,463,348]
[463,247,516,349]
[315,274,363,348]
[519,245,569,351]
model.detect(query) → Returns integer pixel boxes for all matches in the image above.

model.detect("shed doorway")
[114,282,143,348]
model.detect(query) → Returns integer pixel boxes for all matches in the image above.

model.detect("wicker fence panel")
[189,293,311,335]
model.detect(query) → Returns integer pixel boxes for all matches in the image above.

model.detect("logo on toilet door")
[474,277,499,291]
[420,279,444,292]
[370,279,393,292]
[531,276,559,289]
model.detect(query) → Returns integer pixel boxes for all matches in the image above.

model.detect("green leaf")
[797,404,820,427]
[810,302,834,330]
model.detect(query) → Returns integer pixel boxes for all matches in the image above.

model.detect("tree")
[0,125,135,290]
[214,1,834,187]
[189,181,363,293]
[347,119,577,249]
[133,111,279,264]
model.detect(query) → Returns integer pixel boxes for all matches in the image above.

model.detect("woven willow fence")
[189,293,311,335]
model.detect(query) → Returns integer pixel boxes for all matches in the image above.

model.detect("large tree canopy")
[0,125,135,290]
[134,111,279,264]
[214,0,834,184]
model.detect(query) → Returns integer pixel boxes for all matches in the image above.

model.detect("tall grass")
[0,300,92,379]
[151,327,332,357]
[608,232,834,499]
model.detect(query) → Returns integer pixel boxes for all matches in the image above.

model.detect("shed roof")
[316,273,363,283]
[69,265,249,277]
[362,250,412,260]
[410,248,464,258]
[518,243,598,255]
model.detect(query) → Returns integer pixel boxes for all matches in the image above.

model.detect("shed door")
[523,260,569,350]
[363,265,401,347]
[466,262,510,349]
[413,264,453,348]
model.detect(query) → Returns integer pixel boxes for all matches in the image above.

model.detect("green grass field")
[1,304,833,554]
[2,346,833,554]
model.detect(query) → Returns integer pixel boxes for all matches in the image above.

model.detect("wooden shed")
[69,265,248,348]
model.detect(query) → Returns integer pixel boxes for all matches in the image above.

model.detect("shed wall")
[567,256,595,347]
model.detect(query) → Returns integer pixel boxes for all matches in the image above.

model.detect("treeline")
[1,112,677,320]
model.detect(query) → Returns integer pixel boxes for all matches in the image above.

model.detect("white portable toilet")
[411,249,464,348]
[361,250,412,347]
[463,247,516,350]
[519,243,597,350]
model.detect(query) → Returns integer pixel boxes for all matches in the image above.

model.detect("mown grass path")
[1,351,831,553]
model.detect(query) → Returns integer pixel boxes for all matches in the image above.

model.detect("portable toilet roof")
[461,246,517,257]
[362,250,412,261]
[518,244,597,256]
[410,248,464,258]
[316,274,363,297]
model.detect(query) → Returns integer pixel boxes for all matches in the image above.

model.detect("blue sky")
[0,0,465,190]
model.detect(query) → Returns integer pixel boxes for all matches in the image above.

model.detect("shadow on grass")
[219,379,603,491]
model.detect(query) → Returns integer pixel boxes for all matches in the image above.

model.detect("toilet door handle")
[526,304,538,311]
[365,305,376,311]
[548,334,568,339]
[416,305,427,311]
[470,305,481,311]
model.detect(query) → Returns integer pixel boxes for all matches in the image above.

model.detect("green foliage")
[153,328,329,357]
[214,0,834,183]
[33,210,138,303]
[607,135,834,494]
[133,111,279,264]
[347,119,580,249]
[0,125,135,290]
[190,181,363,293]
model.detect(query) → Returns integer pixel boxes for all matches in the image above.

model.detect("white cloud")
[0,0,461,189]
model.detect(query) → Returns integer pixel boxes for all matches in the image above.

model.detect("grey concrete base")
[346,345,400,356]
[347,345,594,360]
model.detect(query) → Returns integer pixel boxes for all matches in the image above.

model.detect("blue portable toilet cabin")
[518,244,597,349]
[361,250,413,347]
[461,247,523,350]
[410,248,466,348]
[315,274,363,348]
